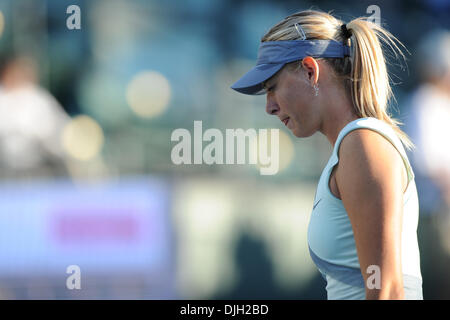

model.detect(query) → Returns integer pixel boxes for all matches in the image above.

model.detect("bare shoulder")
[336,128,407,196]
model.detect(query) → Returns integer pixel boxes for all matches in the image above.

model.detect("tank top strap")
[330,117,415,183]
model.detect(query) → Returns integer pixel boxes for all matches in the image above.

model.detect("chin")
[292,128,314,138]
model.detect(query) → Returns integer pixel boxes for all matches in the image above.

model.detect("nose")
[265,93,279,115]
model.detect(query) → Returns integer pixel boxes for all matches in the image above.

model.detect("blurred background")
[0,0,448,299]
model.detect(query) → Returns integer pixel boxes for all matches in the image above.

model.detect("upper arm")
[335,129,406,299]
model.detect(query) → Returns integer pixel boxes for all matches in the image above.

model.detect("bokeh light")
[126,71,171,118]
[0,11,4,38]
[78,71,130,126]
[61,115,105,161]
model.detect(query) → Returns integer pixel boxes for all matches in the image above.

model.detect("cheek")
[285,92,308,119]
[278,76,312,117]
[286,81,310,108]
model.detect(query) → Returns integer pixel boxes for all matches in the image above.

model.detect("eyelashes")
[263,79,277,93]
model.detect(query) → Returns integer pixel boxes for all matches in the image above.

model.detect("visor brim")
[230,63,284,95]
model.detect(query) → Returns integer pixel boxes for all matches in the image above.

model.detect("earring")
[313,84,319,97]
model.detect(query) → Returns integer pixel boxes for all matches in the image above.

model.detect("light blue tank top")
[307,117,423,300]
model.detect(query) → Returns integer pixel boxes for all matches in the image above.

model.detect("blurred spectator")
[405,29,450,298]
[407,29,450,213]
[0,53,70,179]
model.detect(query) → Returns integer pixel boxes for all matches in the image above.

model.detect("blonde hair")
[262,10,414,150]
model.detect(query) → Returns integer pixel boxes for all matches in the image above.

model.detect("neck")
[319,86,359,147]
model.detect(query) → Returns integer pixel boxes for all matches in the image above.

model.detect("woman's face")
[264,62,321,138]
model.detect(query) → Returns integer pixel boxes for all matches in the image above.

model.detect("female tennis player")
[231,10,422,300]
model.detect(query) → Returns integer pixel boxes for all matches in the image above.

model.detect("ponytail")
[345,18,414,150]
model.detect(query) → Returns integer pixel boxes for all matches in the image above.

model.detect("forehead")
[263,63,297,88]
[263,66,286,87]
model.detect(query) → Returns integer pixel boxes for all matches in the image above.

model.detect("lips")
[282,117,290,126]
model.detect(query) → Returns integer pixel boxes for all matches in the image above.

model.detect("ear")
[301,56,319,85]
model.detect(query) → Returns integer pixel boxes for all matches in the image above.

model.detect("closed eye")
[265,83,276,93]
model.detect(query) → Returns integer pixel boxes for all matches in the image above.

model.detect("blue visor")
[231,40,351,95]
